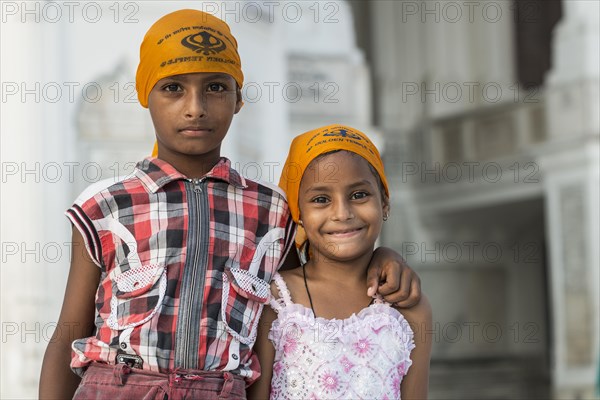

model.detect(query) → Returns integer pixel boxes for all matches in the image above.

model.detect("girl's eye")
[207,83,226,92]
[351,191,369,200]
[163,83,182,92]
[311,196,329,204]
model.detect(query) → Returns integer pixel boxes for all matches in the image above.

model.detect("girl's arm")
[39,227,100,399]
[367,247,422,307]
[398,294,433,400]
[247,290,279,400]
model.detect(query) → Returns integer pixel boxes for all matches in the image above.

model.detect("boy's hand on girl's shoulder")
[367,247,422,308]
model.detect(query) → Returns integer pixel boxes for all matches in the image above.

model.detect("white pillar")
[541,1,600,397]
[1,8,59,399]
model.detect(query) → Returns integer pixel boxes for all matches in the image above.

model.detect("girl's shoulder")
[277,267,302,284]
[278,267,305,288]
[270,270,301,299]
[269,269,306,312]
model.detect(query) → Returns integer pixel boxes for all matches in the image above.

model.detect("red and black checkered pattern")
[66,157,295,383]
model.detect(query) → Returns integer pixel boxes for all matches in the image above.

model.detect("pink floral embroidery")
[320,371,340,392]
[339,356,355,373]
[397,361,406,376]
[372,325,385,334]
[392,375,402,397]
[353,338,372,356]
[273,362,283,376]
[283,336,298,355]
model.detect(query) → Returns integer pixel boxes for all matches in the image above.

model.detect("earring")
[383,213,389,221]
[298,220,304,227]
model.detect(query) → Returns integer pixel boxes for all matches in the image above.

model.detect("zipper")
[192,178,203,194]
[174,177,208,369]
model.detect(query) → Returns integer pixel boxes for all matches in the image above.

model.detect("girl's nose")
[331,199,354,221]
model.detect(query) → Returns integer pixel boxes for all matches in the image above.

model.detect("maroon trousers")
[73,362,246,399]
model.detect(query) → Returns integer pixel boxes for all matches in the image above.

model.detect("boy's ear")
[234,87,243,114]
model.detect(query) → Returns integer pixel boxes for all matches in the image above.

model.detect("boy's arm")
[39,227,100,399]
[247,298,278,400]
[366,247,422,307]
[398,295,433,400]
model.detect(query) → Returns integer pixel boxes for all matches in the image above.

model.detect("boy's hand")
[366,247,421,308]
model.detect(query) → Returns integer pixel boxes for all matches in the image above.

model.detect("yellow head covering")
[136,9,244,109]
[279,124,389,228]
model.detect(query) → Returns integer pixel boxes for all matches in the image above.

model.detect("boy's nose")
[184,91,207,118]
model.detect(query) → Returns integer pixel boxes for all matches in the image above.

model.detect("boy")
[39,9,420,399]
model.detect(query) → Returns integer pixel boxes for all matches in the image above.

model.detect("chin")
[324,248,369,262]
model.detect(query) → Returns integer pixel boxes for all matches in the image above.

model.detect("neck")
[157,147,222,179]
[305,247,374,285]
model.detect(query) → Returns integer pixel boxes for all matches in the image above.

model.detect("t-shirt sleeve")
[65,202,102,268]
[65,187,105,269]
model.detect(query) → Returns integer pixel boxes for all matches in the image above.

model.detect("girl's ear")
[382,195,390,218]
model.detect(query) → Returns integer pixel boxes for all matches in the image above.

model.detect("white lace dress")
[267,273,415,400]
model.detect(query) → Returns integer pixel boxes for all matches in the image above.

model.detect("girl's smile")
[325,226,365,238]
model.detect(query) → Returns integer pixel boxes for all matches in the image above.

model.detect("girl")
[249,125,432,399]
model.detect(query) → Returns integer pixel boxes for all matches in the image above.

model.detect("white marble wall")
[368,0,599,397]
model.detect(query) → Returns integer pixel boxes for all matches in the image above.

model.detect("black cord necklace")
[302,263,317,317]
[302,263,375,319]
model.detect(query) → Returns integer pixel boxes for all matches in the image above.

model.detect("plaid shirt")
[66,157,295,383]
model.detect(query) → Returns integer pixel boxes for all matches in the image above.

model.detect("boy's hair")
[135,9,244,108]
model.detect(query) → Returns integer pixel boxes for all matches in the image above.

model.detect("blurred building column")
[540,1,600,398]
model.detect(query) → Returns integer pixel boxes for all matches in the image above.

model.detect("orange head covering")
[279,124,389,230]
[136,9,244,109]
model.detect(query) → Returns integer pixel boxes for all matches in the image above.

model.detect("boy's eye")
[207,83,226,92]
[351,191,369,200]
[163,83,182,92]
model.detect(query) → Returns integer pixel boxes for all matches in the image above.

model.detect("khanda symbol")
[323,129,364,141]
[181,31,227,55]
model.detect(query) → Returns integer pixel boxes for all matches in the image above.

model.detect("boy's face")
[147,72,242,161]
[298,151,390,263]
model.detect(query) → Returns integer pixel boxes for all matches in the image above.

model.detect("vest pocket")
[221,267,270,345]
[107,263,166,330]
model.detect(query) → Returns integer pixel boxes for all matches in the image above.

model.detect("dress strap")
[372,293,387,305]
[269,273,293,312]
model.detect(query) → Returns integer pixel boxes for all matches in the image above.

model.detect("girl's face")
[298,151,390,263]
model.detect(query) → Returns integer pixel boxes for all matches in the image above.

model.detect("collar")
[135,157,247,193]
